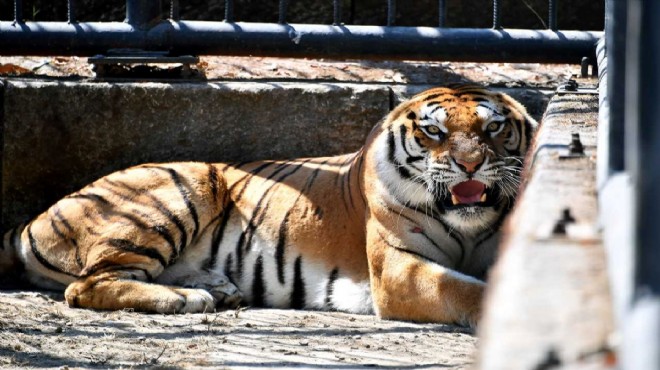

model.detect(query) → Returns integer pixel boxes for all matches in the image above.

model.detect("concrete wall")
[0,79,549,229]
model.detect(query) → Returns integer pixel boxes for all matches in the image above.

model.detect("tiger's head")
[372,85,537,232]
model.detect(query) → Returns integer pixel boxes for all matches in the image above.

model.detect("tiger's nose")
[454,158,483,174]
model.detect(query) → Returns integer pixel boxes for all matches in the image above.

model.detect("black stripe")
[291,256,306,309]
[51,208,84,268]
[382,204,454,261]
[387,128,412,179]
[205,162,276,270]
[66,192,111,205]
[252,255,265,307]
[423,93,442,101]
[107,238,168,268]
[324,268,339,309]
[376,230,434,263]
[274,160,328,284]
[224,253,234,280]
[236,160,311,278]
[406,111,416,120]
[355,151,368,206]
[27,225,78,277]
[275,215,289,284]
[399,125,425,165]
[158,167,200,243]
[102,178,189,259]
[343,156,357,210]
[208,164,220,201]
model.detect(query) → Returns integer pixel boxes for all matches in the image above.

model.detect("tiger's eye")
[486,122,501,132]
[425,125,441,135]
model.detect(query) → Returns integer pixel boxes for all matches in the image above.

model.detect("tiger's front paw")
[170,288,216,313]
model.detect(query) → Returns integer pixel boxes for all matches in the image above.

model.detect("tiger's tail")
[0,223,26,286]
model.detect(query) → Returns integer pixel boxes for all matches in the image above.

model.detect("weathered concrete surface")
[0,292,477,369]
[0,79,551,230]
[2,81,390,228]
[477,92,615,369]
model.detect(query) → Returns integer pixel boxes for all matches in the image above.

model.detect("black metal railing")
[0,0,602,63]
[599,0,660,368]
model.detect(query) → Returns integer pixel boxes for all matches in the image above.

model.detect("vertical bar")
[125,0,163,29]
[349,0,356,24]
[548,0,558,31]
[170,0,180,21]
[492,0,501,29]
[606,0,626,172]
[626,0,660,369]
[387,0,396,26]
[68,0,77,23]
[13,0,23,23]
[278,0,289,24]
[438,0,446,27]
[225,0,234,22]
[333,0,343,25]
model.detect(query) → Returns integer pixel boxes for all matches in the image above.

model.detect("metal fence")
[599,0,660,369]
[0,0,602,63]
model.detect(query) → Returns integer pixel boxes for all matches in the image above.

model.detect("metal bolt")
[563,78,578,91]
[581,57,590,78]
[568,133,585,155]
[553,208,576,235]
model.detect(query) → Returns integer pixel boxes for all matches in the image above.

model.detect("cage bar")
[0,21,602,63]
[387,0,396,26]
[492,0,501,29]
[278,0,289,24]
[67,0,77,23]
[13,0,23,23]
[225,0,234,22]
[170,0,180,21]
[125,0,163,29]
[438,0,447,27]
[548,0,558,31]
[333,0,343,25]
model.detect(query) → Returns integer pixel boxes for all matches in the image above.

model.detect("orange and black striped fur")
[0,86,536,327]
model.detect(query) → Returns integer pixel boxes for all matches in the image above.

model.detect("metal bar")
[492,0,501,29]
[68,0,77,23]
[0,22,602,63]
[333,0,342,25]
[627,0,660,368]
[278,0,289,24]
[606,0,626,173]
[548,0,558,31]
[170,0,180,21]
[125,0,163,29]
[225,0,234,23]
[13,0,23,23]
[438,0,447,28]
[387,0,396,26]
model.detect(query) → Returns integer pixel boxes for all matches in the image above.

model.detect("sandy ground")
[0,292,476,369]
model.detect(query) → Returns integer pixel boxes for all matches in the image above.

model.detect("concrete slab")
[2,80,390,228]
[477,92,615,369]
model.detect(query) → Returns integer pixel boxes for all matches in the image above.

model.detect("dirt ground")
[0,292,476,369]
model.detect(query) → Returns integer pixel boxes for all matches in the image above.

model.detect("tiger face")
[377,86,536,231]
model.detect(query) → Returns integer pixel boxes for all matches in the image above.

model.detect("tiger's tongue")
[450,180,486,204]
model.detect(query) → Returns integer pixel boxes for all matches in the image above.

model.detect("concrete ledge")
[2,80,392,227]
[1,79,550,229]
[477,92,615,369]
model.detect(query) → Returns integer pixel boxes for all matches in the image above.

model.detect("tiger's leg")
[367,226,484,328]
[65,270,216,313]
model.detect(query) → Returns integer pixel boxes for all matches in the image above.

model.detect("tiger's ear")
[391,90,410,111]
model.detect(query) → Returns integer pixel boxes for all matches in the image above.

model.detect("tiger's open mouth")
[436,180,499,210]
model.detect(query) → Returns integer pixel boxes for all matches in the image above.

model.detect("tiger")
[0,85,536,328]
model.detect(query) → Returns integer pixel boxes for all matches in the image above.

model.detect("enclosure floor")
[0,292,476,369]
